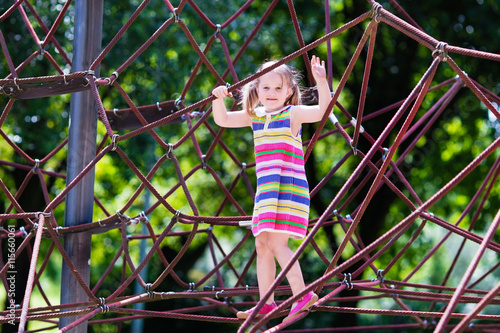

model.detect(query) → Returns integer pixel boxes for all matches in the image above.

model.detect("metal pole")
[60,1,103,331]
[131,189,150,333]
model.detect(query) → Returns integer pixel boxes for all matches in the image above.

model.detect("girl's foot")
[282,291,318,322]
[236,302,277,319]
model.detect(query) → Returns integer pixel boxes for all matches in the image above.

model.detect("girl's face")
[257,71,291,112]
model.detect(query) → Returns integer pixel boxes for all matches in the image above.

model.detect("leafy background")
[1,0,499,332]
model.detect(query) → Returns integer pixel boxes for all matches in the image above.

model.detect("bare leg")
[266,232,305,297]
[255,232,276,304]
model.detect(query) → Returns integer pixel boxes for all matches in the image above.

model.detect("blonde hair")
[241,60,302,116]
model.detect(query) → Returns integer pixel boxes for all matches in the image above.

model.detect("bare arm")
[292,55,333,127]
[211,86,252,128]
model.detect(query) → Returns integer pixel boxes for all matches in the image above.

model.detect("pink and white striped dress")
[251,106,310,240]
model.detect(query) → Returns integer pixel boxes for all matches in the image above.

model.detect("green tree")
[1,0,499,332]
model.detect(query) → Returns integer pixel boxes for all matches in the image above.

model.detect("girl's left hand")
[311,55,326,80]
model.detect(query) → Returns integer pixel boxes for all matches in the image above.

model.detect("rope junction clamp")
[99,76,112,85]
[111,134,119,151]
[82,70,93,87]
[381,147,389,160]
[129,217,140,226]
[342,273,354,290]
[389,284,399,298]
[166,143,174,159]
[20,226,28,237]
[172,7,179,23]
[109,71,119,85]
[39,41,45,54]
[239,162,247,174]
[171,210,181,223]
[145,283,155,298]
[140,211,149,224]
[156,101,162,111]
[98,297,109,313]
[350,117,365,133]
[201,154,207,170]
[30,223,39,235]
[188,282,196,291]
[32,159,40,174]
[329,113,339,125]
[349,139,357,156]
[13,78,21,91]
[372,269,385,283]
[371,2,383,23]
[113,108,123,119]
[115,213,139,226]
[238,220,252,227]
[174,97,184,109]
[215,289,225,299]
[214,24,221,38]
[116,210,129,222]
[432,42,448,62]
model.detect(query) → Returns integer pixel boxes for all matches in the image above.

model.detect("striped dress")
[251,106,310,240]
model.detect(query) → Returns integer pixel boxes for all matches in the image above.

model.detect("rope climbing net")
[1,0,500,332]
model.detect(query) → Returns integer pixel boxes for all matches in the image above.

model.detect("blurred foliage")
[1,0,499,332]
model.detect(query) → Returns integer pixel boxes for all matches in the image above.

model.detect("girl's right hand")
[212,85,233,99]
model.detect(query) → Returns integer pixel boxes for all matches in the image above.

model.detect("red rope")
[19,214,46,332]
[2,1,500,332]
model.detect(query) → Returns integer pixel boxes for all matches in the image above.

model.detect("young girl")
[211,55,332,322]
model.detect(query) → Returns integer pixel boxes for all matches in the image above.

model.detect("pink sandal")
[237,302,277,319]
[283,291,318,322]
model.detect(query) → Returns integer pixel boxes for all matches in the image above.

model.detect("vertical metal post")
[131,189,150,333]
[60,0,103,331]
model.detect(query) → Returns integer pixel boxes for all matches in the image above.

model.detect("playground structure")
[1,1,500,332]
